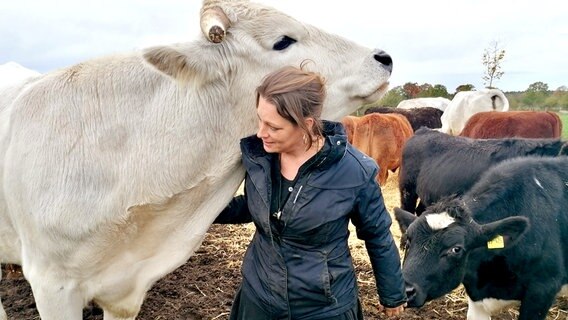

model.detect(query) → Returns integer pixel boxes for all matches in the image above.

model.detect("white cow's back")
[397,97,451,111]
[0,62,40,88]
[439,89,509,135]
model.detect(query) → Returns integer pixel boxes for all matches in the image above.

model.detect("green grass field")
[559,113,568,139]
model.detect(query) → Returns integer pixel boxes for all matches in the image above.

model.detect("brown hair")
[256,62,326,150]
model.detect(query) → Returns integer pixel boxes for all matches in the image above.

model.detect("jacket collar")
[240,120,347,171]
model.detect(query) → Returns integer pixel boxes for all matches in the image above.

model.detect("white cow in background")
[0,62,40,88]
[0,0,393,319]
[439,89,509,135]
[396,97,451,111]
[0,62,42,118]
[0,63,42,288]
[0,62,42,125]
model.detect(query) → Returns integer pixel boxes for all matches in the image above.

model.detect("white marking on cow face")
[558,284,568,297]
[467,297,519,320]
[425,211,455,230]
[534,177,544,189]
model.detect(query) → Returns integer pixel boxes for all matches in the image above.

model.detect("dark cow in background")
[460,110,563,139]
[364,106,443,131]
[349,113,413,185]
[399,127,568,215]
[394,156,568,320]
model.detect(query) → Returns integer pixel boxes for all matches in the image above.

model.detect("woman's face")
[256,95,307,154]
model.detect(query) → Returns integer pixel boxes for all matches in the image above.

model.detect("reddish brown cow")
[340,115,359,144]
[347,113,413,185]
[460,110,563,139]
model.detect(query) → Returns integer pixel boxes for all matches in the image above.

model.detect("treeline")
[373,81,568,112]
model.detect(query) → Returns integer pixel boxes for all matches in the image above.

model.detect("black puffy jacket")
[215,121,406,319]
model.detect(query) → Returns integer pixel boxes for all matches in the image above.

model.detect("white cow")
[0,63,42,114]
[396,97,451,111]
[439,89,509,135]
[0,62,40,88]
[0,63,42,126]
[0,62,41,285]
[0,1,393,319]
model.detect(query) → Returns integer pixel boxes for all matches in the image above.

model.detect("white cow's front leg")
[102,309,137,320]
[467,296,519,320]
[0,268,7,320]
[26,269,84,320]
[97,291,142,320]
[467,297,492,320]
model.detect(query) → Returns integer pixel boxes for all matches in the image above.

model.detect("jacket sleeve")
[351,173,407,308]
[213,194,252,224]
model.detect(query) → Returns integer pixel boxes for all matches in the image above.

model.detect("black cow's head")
[394,198,529,308]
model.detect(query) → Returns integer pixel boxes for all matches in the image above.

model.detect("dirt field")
[1,172,567,319]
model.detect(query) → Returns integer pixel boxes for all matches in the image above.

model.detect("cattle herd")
[345,93,566,319]
[0,0,566,319]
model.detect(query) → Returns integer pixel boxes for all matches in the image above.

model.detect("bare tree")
[482,41,505,89]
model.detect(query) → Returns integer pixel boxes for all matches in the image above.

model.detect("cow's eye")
[273,36,297,51]
[449,246,462,255]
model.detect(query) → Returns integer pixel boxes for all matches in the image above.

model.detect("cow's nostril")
[374,50,393,73]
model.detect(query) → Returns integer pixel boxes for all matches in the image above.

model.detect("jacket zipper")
[292,185,303,204]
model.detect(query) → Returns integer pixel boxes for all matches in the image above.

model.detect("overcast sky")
[1,0,566,92]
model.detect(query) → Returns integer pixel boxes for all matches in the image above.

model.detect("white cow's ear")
[142,46,193,81]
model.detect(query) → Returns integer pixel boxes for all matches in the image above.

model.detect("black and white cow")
[395,156,568,320]
[399,127,568,215]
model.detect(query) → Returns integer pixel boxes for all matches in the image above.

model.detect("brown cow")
[340,115,359,144]
[364,106,443,132]
[460,110,563,139]
[348,113,413,185]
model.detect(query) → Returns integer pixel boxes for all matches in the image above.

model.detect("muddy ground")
[1,173,567,319]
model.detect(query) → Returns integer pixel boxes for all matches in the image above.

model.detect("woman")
[214,64,406,319]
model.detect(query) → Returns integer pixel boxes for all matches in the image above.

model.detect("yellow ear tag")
[487,235,505,249]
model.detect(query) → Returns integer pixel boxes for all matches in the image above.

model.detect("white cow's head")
[142,0,392,124]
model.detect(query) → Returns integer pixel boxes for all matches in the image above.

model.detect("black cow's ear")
[475,216,530,250]
[559,142,568,156]
[394,207,417,234]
